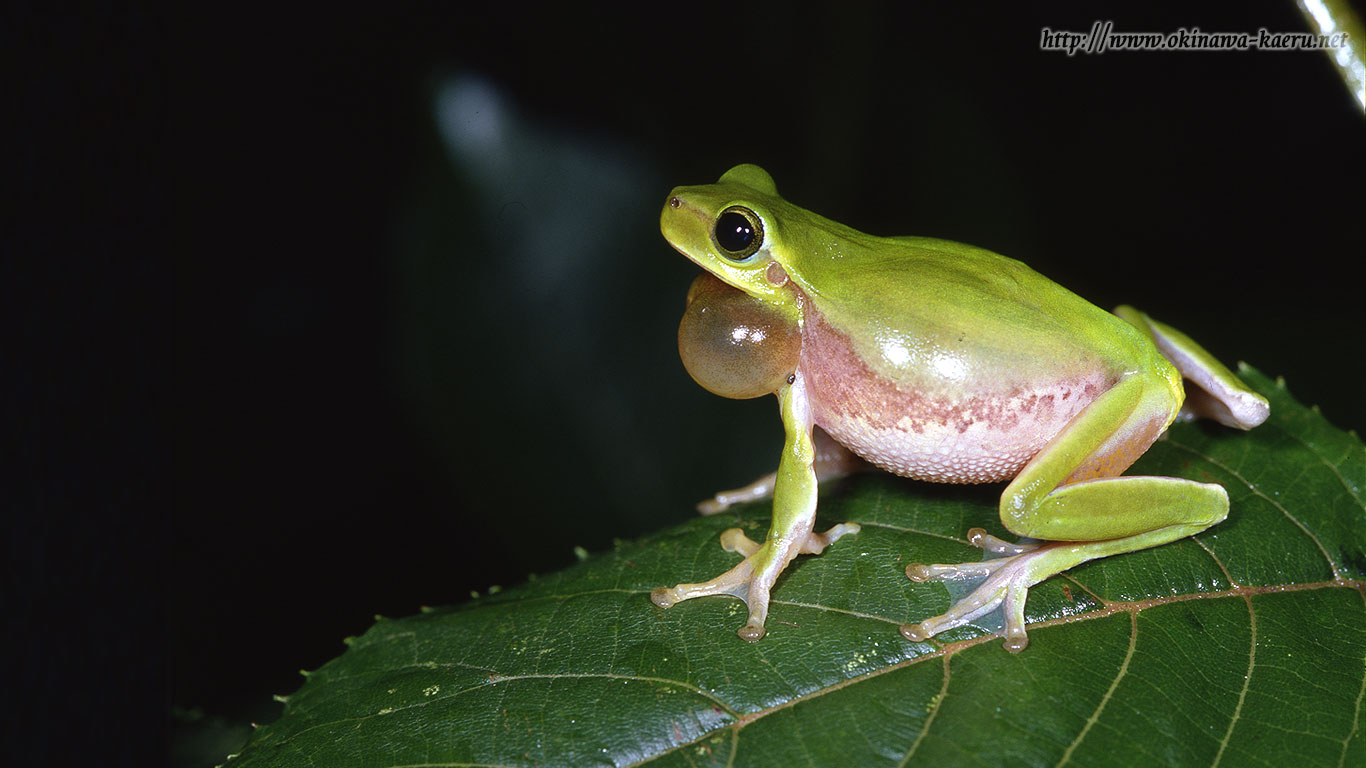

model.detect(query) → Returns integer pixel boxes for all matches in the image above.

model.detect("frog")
[650,164,1269,651]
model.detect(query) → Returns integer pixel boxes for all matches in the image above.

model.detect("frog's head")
[661,164,800,307]
[664,165,803,399]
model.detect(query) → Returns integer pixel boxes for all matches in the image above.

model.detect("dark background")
[14,2,1363,766]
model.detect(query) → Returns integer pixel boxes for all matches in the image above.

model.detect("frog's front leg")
[697,426,867,515]
[652,372,860,641]
[901,371,1230,652]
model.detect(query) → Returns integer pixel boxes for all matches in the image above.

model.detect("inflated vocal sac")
[678,273,801,400]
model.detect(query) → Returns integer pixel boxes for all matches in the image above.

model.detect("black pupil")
[716,211,756,253]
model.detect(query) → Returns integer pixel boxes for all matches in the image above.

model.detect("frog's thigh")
[1113,305,1269,430]
[904,373,1227,651]
[1001,373,1228,543]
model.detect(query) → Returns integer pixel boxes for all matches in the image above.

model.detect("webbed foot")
[900,527,1060,652]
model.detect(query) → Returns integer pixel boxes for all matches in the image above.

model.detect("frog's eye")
[713,207,764,260]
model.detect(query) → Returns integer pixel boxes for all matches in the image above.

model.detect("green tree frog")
[651,164,1269,651]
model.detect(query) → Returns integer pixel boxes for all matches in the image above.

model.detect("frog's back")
[787,233,1159,483]
[789,233,1142,382]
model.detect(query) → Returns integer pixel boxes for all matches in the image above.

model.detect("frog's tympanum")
[652,164,1269,651]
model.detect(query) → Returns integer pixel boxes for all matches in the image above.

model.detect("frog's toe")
[650,574,771,644]
[697,472,778,516]
[905,528,1039,584]
[906,560,997,582]
[651,555,756,607]
[965,526,1039,555]
[650,545,773,639]
[648,586,681,608]
[719,527,762,556]
[736,617,767,642]
[802,522,861,554]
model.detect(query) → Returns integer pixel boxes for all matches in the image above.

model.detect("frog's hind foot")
[651,522,860,641]
[900,528,1061,653]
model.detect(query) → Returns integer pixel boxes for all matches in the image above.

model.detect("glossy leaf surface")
[227,368,1365,767]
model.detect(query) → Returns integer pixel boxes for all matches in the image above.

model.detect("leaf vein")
[854,519,970,544]
[1166,438,1343,580]
[1055,611,1138,766]
[1339,585,1366,768]
[1211,594,1256,767]
[897,654,951,766]
[1279,421,1366,510]
[269,672,739,751]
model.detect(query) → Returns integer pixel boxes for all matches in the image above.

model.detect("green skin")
[652,164,1270,651]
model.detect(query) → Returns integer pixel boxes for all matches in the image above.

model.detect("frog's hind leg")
[1113,305,1269,429]
[901,372,1230,652]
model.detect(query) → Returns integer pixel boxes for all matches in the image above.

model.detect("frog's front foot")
[900,527,1061,652]
[651,522,860,641]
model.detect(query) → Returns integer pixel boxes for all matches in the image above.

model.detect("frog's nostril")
[669,196,681,209]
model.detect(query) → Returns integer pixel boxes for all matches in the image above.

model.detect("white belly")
[799,314,1111,484]
[807,380,1100,483]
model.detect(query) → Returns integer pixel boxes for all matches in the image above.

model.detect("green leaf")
[227,367,1365,767]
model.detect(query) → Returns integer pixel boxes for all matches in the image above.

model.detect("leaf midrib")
[265,578,1363,764]
[626,578,1362,767]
